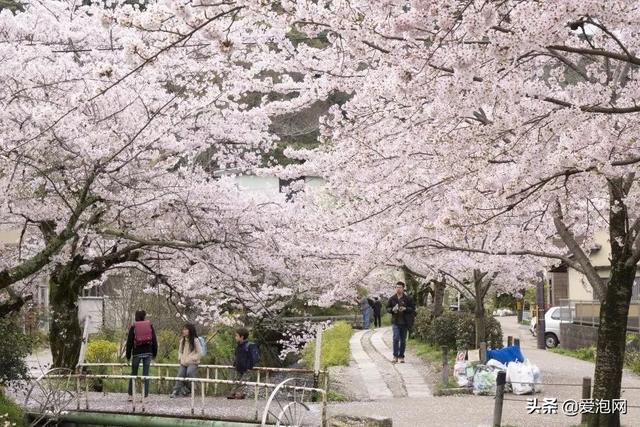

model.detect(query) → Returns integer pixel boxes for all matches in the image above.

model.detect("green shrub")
[156,329,180,362]
[575,346,596,361]
[86,340,119,363]
[202,327,236,365]
[302,321,352,369]
[431,312,459,349]
[456,314,475,350]
[0,394,26,427]
[626,350,640,375]
[92,327,126,343]
[412,307,434,342]
[85,339,119,392]
[412,310,503,350]
[486,316,504,349]
[30,329,49,350]
[0,317,32,386]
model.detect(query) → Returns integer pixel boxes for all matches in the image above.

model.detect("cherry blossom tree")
[0,0,340,366]
[272,2,640,425]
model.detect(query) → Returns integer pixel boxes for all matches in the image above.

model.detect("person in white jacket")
[170,323,202,398]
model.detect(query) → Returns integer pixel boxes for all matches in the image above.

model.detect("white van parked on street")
[544,306,574,348]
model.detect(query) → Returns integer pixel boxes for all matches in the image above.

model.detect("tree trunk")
[432,280,446,317]
[48,250,140,368]
[473,270,487,348]
[589,266,634,427]
[589,176,636,427]
[49,266,82,369]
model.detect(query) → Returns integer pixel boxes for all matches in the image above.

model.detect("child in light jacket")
[170,323,202,398]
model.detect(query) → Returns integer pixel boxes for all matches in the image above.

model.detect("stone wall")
[560,323,598,350]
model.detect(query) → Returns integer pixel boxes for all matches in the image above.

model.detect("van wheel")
[545,333,559,348]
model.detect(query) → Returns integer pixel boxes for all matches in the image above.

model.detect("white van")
[544,306,574,348]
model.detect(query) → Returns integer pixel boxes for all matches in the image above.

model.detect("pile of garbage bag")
[452,345,543,396]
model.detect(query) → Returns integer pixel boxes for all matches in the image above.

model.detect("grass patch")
[550,346,596,362]
[303,321,353,369]
[326,390,349,401]
[0,393,27,427]
[408,338,456,369]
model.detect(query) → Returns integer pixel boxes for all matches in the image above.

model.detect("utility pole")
[536,274,546,350]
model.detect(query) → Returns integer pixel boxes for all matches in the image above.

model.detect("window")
[550,307,572,321]
[81,284,103,297]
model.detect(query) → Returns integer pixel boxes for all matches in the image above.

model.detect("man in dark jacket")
[386,282,415,363]
[372,297,383,328]
[227,327,251,399]
[125,310,158,400]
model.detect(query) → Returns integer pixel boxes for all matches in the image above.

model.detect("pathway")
[349,327,432,400]
[331,321,640,426]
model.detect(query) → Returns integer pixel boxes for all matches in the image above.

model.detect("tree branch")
[552,201,605,300]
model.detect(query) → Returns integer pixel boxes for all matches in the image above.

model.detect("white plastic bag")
[486,359,507,371]
[507,362,534,395]
[526,360,544,393]
[454,361,468,386]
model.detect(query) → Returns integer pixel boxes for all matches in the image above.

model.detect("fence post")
[480,342,487,364]
[191,382,195,415]
[514,338,520,348]
[313,324,323,402]
[254,371,261,420]
[214,368,218,396]
[507,336,513,347]
[205,368,210,395]
[581,377,592,425]
[85,378,89,410]
[441,346,449,386]
[322,390,328,427]
[76,376,80,410]
[201,381,206,416]
[132,378,136,413]
[493,371,506,427]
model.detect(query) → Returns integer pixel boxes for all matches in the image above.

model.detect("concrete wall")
[78,297,104,334]
[560,323,598,350]
[567,268,598,301]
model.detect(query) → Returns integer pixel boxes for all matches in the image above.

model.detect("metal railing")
[28,371,327,427]
[557,299,640,332]
[77,362,327,396]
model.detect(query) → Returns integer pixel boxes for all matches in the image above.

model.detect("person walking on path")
[387,282,415,363]
[227,327,252,400]
[125,310,158,401]
[372,296,383,328]
[360,296,373,329]
[170,323,203,398]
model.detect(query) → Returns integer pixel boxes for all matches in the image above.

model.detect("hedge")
[412,307,503,350]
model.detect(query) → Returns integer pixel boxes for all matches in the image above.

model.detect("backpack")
[197,336,207,357]
[133,320,152,347]
[245,341,260,369]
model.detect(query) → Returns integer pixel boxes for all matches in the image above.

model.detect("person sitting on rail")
[170,323,202,398]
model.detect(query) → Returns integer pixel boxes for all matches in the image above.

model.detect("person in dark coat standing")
[372,297,383,328]
[227,327,251,399]
[386,282,415,363]
[125,310,158,400]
